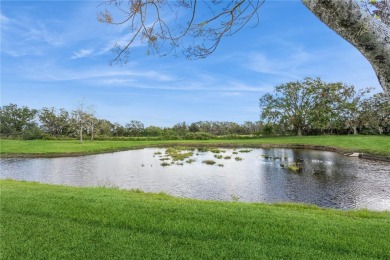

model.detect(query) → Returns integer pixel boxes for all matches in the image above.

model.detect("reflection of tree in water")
[260,149,361,209]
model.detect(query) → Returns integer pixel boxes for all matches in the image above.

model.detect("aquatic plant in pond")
[286,162,303,173]
[224,156,231,159]
[214,154,223,159]
[239,149,252,153]
[210,148,225,153]
[165,147,194,161]
[218,164,224,167]
[235,157,243,161]
[202,160,216,165]
[185,159,196,164]
[161,162,170,167]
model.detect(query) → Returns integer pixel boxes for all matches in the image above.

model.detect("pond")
[1,147,390,211]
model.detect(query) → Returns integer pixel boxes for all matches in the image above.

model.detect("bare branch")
[98,0,263,63]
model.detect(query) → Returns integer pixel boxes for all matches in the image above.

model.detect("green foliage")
[184,132,214,140]
[0,103,38,137]
[160,162,170,166]
[259,78,375,136]
[287,163,302,173]
[125,120,144,137]
[2,180,390,259]
[202,160,216,165]
[164,147,194,161]
[21,124,45,140]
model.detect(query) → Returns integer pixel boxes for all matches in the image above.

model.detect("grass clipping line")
[1,180,390,259]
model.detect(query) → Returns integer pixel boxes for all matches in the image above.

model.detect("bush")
[184,132,214,140]
[21,124,44,140]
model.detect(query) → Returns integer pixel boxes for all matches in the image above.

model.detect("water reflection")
[1,148,389,211]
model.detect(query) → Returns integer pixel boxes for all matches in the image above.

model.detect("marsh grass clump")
[214,154,223,159]
[235,157,243,161]
[160,162,170,167]
[154,151,162,155]
[287,162,303,173]
[210,148,225,153]
[224,156,231,160]
[171,152,194,161]
[185,159,196,164]
[165,147,194,161]
[160,157,170,161]
[217,164,224,167]
[232,151,238,155]
[202,160,216,165]
[239,149,252,153]
[197,147,209,152]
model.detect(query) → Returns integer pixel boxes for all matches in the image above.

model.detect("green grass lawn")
[1,180,389,259]
[1,135,390,157]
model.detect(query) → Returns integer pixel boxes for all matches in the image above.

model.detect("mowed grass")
[1,180,390,259]
[1,135,389,157]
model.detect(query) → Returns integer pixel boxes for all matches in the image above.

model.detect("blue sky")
[1,0,382,127]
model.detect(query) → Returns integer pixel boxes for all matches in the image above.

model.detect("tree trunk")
[353,125,358,135]
[91,124,94,141]
[297,127,302,136]
[302,0,390,94]
[79,126,83,143]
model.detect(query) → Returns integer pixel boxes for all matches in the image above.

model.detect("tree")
[309,82,355,134]
[0,104,38,136]
[259,78,326,136]
[39,107,70,137]
[98,0,390,93]
[338,86,371,135]
[85,114,99,140]
[302,0,390,93]
[361,92,390,134]
[125,120,145,137]
[96,119,114,137]
[71,102,94,143]
[172,122,189,137]
[144,125,163,136]
[112,123,126,136]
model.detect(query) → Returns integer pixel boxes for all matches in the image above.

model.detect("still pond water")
[1,148,390,211]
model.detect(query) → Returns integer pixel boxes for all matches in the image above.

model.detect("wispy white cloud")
[25,23,64,46]
[0,13,10,23]
[71,49,94,59]
[245,49,314,80]
[97,32,145,55]
[22,64,178,84]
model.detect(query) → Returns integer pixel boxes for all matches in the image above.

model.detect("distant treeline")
[0,103,264,140]
[1,78,389,140]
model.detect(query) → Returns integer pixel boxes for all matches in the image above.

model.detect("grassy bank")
[1,180,389,259]
[1,135,390,157]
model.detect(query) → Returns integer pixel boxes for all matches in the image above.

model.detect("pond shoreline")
[1,143,390,162]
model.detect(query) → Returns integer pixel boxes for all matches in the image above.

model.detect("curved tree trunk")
[302,0,390,94]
